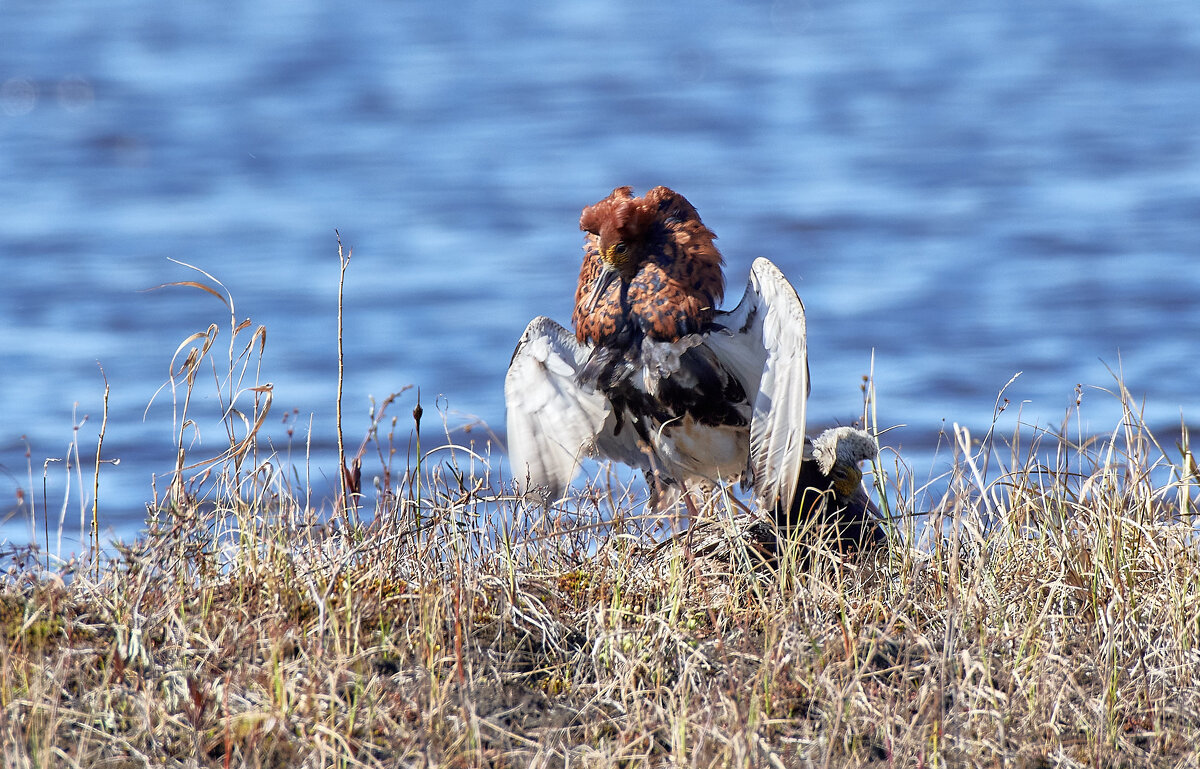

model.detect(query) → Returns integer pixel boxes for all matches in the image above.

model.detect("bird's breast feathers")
[593,333,754,483]
[646,414,750,484]
[627,260,717,342]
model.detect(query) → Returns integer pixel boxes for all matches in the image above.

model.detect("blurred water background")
[3,0,1199,551]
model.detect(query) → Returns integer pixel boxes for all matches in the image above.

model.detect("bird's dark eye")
[612,242,628,256]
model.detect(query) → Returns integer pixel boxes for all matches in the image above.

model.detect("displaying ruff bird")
[506,185,883,546]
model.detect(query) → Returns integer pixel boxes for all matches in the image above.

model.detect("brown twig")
[92,363,110,579]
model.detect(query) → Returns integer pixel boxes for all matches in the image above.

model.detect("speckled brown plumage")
[573,186,724,346]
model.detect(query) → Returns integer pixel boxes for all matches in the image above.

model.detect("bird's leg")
[682,490,702,530]
[680,486,701,564]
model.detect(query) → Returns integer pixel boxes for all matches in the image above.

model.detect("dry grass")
[3,270,1199,768]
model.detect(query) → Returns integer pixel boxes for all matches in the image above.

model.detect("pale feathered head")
[811,427,878,476]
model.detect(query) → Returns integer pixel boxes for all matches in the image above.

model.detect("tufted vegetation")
[3,272,1200,768]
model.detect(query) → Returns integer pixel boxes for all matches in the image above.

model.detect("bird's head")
[579,186,659,277]
[812,427,878,499]
[578,186,718,314]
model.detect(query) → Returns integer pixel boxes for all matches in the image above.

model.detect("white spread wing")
[706,257,809,513]
[504,316,610,502]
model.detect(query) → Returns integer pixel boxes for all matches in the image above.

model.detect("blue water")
[3,0,1199,550]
